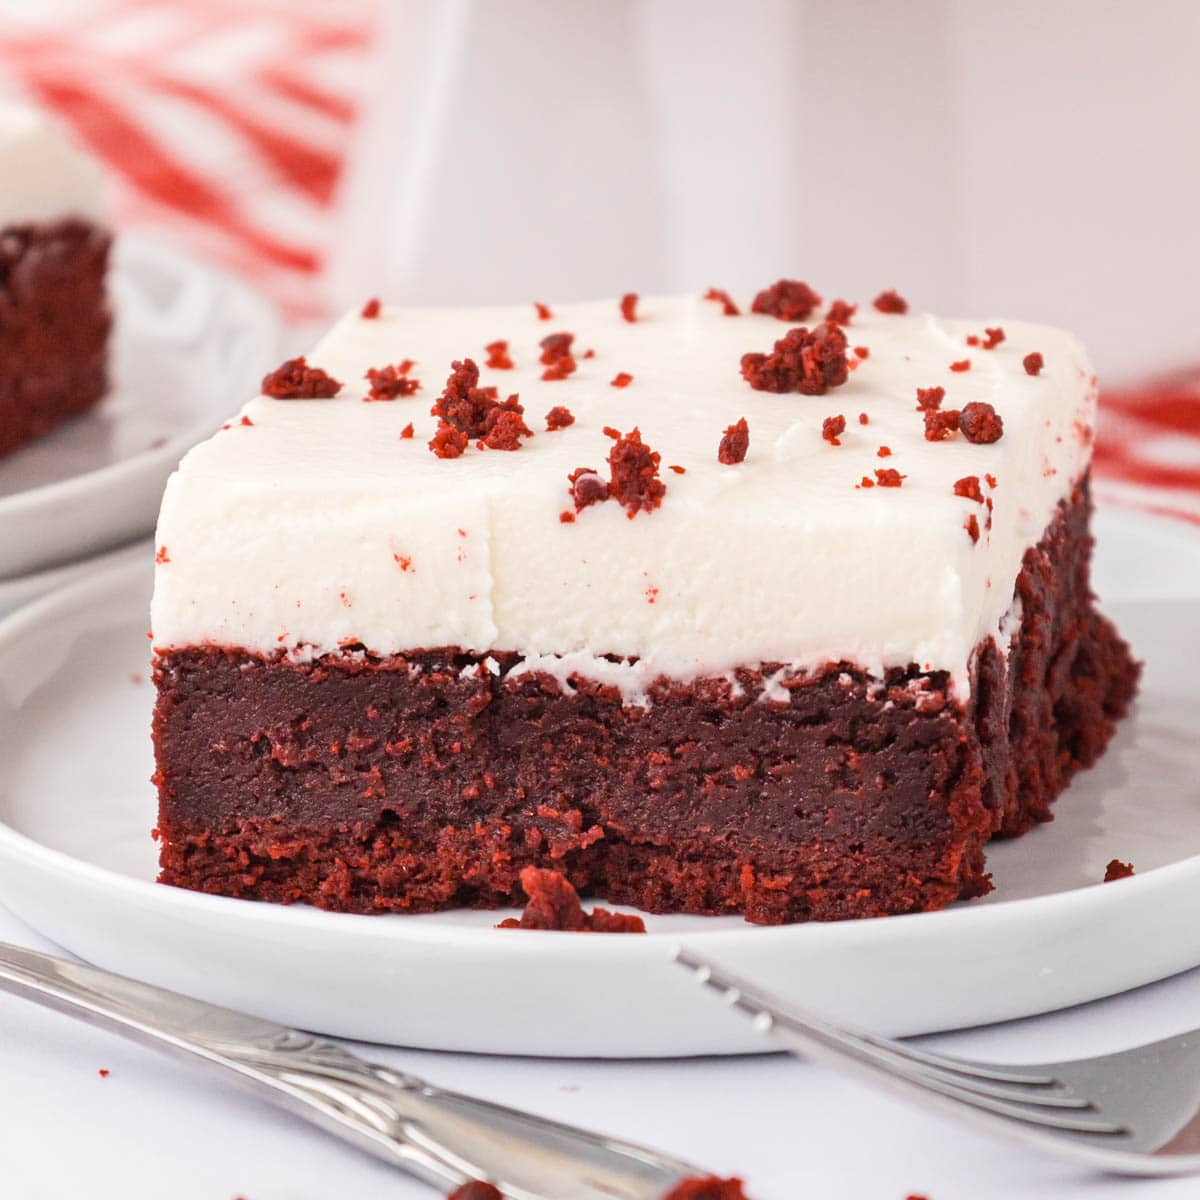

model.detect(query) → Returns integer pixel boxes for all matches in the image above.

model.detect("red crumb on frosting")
[959,401,1004,443]
[261,356,342,399]
[949,359,971,372]
[986,472,998,487]
[155,546,170,564]
[983,326,1006,350]
[740,322,849,394]
[539,331,577,380]
[620,292,639,322]
[954,475,984,503]
[559,511,575,523]
[446,1182,504,1200]
[703,287,740,316]
[751,278,821,322]
[916,385,945,412]
[365,362,420,400]
[661,1177,751,1200]
[485,339,514,369]
[859,475,874,488]
[966,334,980,347]
[825,299,857,326]
[545,405,575,430]
[542,357,577,381]
[98,1068,110,1079]
[718,417,750,464]
[360,297,380,319]
[822,414,846,445]
[1104,858,1135,882]
[669,464,687,474]
[858,412,869,425]
[965,513,981,543]
[497,867,646,933]
[533,301,552,320]
[877,445,892,457]
[239,415,253,427]
[854,345,870,360]
[875,468,905,487]
[400,422,414,439]
[873,289,908,314]
[607,427,666,516]
[429,422,468,459]
[924,408,962,441]
[1024,351,1045,376]
[611,371,634,388]
[480,408,532,451]
[568,466,610,512]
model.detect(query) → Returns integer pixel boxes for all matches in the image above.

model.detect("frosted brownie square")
[150,285,1137,922]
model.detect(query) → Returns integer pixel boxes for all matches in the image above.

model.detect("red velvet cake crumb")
[949,359,971,373]
[854,345,870,360]
[983,326,1006,350]
[875,468,905,487]
[539,332,574,364]
[1024,351,1045,376]
[966,334,980,347]
[611,371,634,388]
[446,1182,503,1200]
[965,513,981,543]
[360,297,380,319]
[740,322,849,394]
[669,464,687,474]
[924,409,962,441]
[954,475,985,503]
[545,405,575,430]
[497,866,646,932]
[400,422,414,439]
[568,467,609,511]
[873,289,908,314]
[959,401,1004,443]
[986,472,998,488]
[825,299,857,325]
[916,385,945,412]
[534,301,552,320]
[858,412,869,425]
[607,427,667,516]
[98,1068,110,1079]
[859,475,874,488]
[1104,858,1135,881]
[542,358,577,381]
[822,414,846,445]
[480,408,532,451]
[429,421,468,459]
[751,278,821,321]
[718,417,750,464]
[703,287,740,316]
[877,445,892,457]
[155,546,170,564]
[239,415,253,427]
[485,339,514,369]
[620,292,639,322]
[365,362,420,400]
[261,356,342,399]
[662,1176,750,1200]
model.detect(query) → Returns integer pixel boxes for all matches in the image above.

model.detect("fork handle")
[0,942,698,1199]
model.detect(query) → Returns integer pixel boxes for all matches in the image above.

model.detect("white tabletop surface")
[3,902,1198,1200]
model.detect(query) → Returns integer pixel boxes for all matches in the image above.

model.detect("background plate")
[0,507,1196,1057]
[0,236,278,579]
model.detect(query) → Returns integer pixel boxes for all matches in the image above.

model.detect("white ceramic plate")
[0,538,150,620]
[0,506,1196,1058]
[0,236,278,579]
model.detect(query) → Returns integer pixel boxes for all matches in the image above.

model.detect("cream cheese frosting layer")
[151,293,1097,696]
[0,102,106,227]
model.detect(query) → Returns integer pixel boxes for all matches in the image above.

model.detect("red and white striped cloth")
[0,0,377,319]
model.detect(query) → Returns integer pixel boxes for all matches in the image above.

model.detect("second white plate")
[0,507,1196,1057]
[0,236,277,579]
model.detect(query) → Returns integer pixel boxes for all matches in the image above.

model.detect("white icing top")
[151,293,1097,698]
[0,102,106,227]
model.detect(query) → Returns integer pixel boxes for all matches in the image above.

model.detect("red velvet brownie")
[0,103,110,458]
[150,288,1137,923]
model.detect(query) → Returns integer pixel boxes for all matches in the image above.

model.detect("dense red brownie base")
[152,478,1138,924]
[0,218,111,458]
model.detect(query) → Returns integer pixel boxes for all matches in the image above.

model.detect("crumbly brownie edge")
[0,218,111,457]
[152,475,1138,924]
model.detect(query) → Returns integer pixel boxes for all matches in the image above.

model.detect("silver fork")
[672,945,1200,1177]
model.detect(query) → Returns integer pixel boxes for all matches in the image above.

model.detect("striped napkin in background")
[0,0,1196,530]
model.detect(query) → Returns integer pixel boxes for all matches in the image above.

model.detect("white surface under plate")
[0,235,278,579]
[0,505,1196,1058]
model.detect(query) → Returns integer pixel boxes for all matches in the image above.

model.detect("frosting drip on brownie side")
[0,103,106,227]
[151,296,1095,697]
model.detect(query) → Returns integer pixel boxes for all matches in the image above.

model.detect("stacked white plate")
[0,235,278,616]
